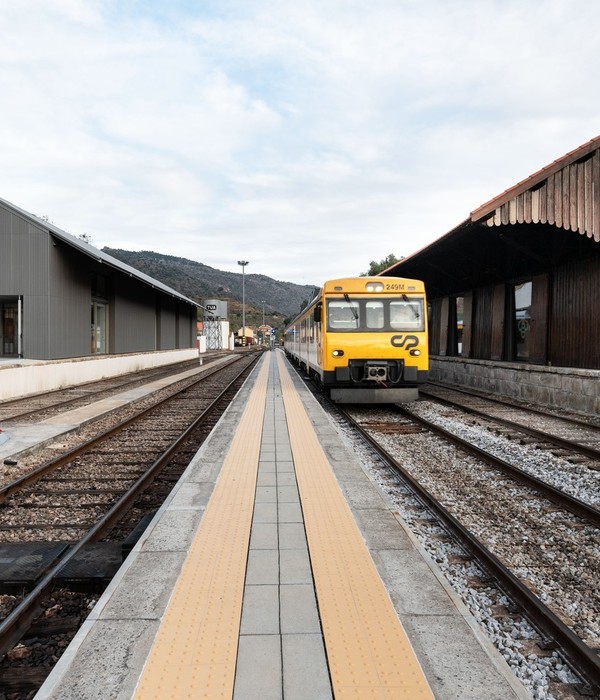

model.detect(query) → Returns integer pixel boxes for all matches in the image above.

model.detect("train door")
[315,302,323,368]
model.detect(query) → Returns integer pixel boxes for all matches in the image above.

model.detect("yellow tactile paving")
[276,352,435,699]
[133,355,270,700]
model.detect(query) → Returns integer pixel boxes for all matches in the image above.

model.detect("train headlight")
[409,349,421,356]
[365,282,384,292]
[332,349,345,357]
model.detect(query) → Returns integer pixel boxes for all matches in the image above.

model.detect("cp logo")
[391,335,419,350]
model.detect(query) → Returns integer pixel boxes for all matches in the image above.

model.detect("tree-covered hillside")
[103,248,317,321]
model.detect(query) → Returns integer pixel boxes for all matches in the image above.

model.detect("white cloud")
[0,0,599,285]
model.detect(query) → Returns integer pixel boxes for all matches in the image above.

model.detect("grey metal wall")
[112,275,158,353]
[178,301,195,348]
[158,296,177,350]
[0,207,52,358]
[1,201,197,359]
[48,240,93,358]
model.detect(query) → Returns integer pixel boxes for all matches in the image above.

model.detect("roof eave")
[0,195,198,307]
[470,134,600,223]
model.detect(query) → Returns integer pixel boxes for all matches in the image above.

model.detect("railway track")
[338,400,600,695]
[421,383,600,464]
[334,402,600,698]
[411,387,600,514]
[399,405,600,524]
[0,352,261,696]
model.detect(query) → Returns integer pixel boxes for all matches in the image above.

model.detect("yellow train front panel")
[285,277,428,402]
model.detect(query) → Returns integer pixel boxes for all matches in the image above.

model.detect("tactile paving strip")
[277,352,434,699]
[133,356,270,699]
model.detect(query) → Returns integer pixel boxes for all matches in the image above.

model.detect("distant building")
[0,196,198,360]
[235,327,255,346]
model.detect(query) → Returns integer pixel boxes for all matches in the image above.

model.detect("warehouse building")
[0,196,198,361]
[384,135,600,415]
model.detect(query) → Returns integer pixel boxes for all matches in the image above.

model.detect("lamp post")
[262,300,265,345]
[237,260,249,345]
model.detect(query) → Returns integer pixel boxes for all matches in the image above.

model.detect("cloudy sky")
[1,1,599,285]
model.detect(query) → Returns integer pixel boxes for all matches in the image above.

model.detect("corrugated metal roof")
[0,195,198,307]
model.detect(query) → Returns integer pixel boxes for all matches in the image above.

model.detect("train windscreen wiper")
[344,294,359,320]
[402,294,420,319]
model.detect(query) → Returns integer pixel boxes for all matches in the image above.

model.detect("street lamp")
[237,260,249,345]
[262,300,265,345]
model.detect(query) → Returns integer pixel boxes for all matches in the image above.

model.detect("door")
[91,300,108,354]
[0,299,19,356]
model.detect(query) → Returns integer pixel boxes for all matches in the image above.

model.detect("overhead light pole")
[262,300,265,345]
[237,260,249,345]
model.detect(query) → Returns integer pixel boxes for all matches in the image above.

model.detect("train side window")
[366,301,384,329]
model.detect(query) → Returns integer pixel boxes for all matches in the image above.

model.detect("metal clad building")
[383,135,600,414]
[0,196,198,360]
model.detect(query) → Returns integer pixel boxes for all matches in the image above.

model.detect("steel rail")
[338,406,600,694]
[420,388,600,461]
[425,381,600,432]
[0,354,260,659]
[0,361,220,423]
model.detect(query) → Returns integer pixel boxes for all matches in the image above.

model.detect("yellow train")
[284,276,429,403]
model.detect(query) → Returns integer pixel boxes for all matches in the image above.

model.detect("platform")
[33,350,529,699]
[0,355,232,462]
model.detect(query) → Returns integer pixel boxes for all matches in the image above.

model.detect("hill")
[103,248,318,327]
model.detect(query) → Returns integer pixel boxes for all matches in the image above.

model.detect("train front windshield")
[326,297,425,332]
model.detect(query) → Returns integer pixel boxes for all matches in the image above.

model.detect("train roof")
[321,276,426,293]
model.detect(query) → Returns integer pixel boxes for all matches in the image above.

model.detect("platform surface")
[0,355,231,461]
[33,350,529,700]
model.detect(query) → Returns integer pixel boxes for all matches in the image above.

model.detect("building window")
[92,272,109,300]
[91,301,108,354]
[513,281,532,361]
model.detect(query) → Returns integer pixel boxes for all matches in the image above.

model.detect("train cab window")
[327,300,360,330]
[390,300,424,331]
[365,301,384,329]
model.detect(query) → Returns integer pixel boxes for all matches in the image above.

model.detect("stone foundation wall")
[429,357,600,417]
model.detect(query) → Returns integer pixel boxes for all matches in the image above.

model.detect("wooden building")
[383,135,600,414]
[0,197,198,361]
